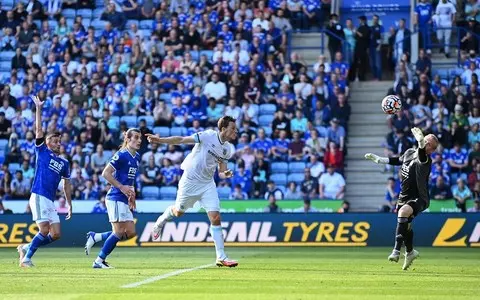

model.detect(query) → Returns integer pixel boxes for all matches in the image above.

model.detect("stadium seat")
[0,156,5,165]
[0,51,14,61]
[259,104,277,115]
[270,174,287,186]
[199,50,214,61]
[271,162,288,174]
[82,19,92,29]
[126,20,139,29]
[8,163,20,174]
[217,187,230,199]
[137,116,154,127]
[77,9,92,19]
[142,186,160,200]
[227,162,236,172]
[93,8,104,19]
[91,19,106,31]
[108,116,120,130]
[140,29,152,39]
[287,173,304,184]
[139,20,153,30]
[160,186,177,200]
[277,185,286,194]
[153,126,170,137]
[103,150,113,158]
[289,162,306,173]
[0,139,8,151]
[120,116,137,128]
[0,62,10,72]
[95,0,105,8]
[48,20,58,32]
[62,9,76,19]
[259,115,274,127]
[159,93,171,102]
[1,0,13,10]
[436,69,449,80]
[170,127,185,136]
[262,126,273,137]
[66,18,74,28]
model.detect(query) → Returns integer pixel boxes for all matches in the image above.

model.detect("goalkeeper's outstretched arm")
[364,153,403,166]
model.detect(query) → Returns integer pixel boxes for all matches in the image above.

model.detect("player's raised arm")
[364,153,403,166]
[32,95,45,140]
[145,134,196,145]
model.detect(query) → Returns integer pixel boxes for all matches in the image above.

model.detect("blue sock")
[97,233,121,261]
[39,234,54,246]
[25,233,47,260]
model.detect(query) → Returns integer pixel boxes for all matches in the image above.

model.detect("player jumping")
[146,116,238,267]
[365,127,438,270]
[84,128,141,268]
[17,95,72,267]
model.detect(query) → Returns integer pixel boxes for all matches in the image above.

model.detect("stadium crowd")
[0,0,351,211]
[383,1,480,213]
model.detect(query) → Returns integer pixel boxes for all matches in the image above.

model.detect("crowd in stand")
[0,0,352,211]
[383,1,480,213]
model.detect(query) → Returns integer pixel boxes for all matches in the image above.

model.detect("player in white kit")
[434,0,456,57]
[145,116,239,267]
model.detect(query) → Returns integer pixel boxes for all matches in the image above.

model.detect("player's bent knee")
[172,208,184,217]
[398,205,413,217]
[51,232,61,240]
[208,212,221,226]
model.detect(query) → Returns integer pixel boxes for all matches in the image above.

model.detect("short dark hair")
[46,131,61,139]
[217,115,236,131]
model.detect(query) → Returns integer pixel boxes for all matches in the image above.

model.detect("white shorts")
[106,200,134,223]
[29,193,60,225]
[175,179,220,212]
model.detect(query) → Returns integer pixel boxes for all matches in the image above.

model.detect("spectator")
[294,199,318,213]
[160,158,180,186]
[232,163,252,196]
[80,180,100,200]
[434,0,456,58]
[415,48,431,77]
[448,143,469,181]
[326,118,345,151]
[204,73,227,101]
[431,176,453,200]
[252,156,269,198]
[90,144,109,174]
[140,155,162,187]
[319,165,345,200]
[288,131,305,161]
[301,168,318,199]
[264,194,280,212]
[163,145,183,166]
[92,197,108,214]
[323,141,344,172]
[101,5,126,29]
[271,130,290,161]
[350,16,370,81]
[452,178,472,212]
[468,199,480,212]
[285,181,302,199]
[337,200,350,213]
[264,180,284,200]
[10,170,30,199]
[326,14,344,62]
[230,184,248,200]
[385,177,400,211]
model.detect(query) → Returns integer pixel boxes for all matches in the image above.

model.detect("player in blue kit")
[17,95,72,268]
[84,128,141,268]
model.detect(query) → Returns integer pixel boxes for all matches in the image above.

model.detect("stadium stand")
[0,0,350,208]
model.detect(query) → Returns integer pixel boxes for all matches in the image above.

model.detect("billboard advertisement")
[0,213,479,248]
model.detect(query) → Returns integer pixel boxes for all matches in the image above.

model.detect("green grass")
[0,247,478,300]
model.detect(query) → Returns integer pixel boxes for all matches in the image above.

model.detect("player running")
[364,127,438,270]
[17,95,72,267]
[146,116,238,267]
[84,128,141,268]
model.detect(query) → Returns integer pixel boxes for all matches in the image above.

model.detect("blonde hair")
[120,128,141,149]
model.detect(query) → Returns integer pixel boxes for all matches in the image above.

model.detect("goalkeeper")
[364,128,439,270]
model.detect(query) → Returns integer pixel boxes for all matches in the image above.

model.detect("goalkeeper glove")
[411,127,425,148]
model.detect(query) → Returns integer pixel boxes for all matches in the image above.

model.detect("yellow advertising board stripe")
[470,243,480,247]
[140,242,368,247]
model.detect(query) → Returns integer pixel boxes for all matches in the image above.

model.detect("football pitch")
[0,247,478,300]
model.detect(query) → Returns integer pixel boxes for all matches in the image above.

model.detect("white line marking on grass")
[121,263,215,288]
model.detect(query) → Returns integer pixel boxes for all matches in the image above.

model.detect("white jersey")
[180,129,235,184]
[435,2,456,26]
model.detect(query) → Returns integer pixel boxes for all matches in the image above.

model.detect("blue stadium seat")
[66,18,74,28]
[1,0,13,10]
[33,20,41,30]
[160,186,177,200]
[77,9,92,19]
[0,139,8,151]
[0,72,9,82]
[271,162,288,174]
[262,126,273,137]
[103,150,113,158]
[436,69,449,80]
[153,126,170,137]
[227,162,236,172]
[95,0,105,8]
[8,163,20,174]
[259,115,274,127]
[126,20,139,29]
[170,127,185,136]
[199,50,214,61]
[91,19,106,31]
[48,20,58,32]
[270,174,287,186]
[0,62,10,72]
[217,187,230,199]
[0,51,14,61]
[159,93,171,102]
[139,20,153,30]
[0,156,5,165]
[137,116,154,127]
[82,19,92,29]
[93,8,104,19]
[287,173,304,184]
[62,9,76,19]
[289,162,306,173]
[217,104,225,112]
[142,186,160,200]
[259,104,277,115]
[108,115,120,130]
[141,29,151,39]
[120,116,137,128]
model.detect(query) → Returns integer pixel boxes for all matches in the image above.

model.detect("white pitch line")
[121,263,215,288]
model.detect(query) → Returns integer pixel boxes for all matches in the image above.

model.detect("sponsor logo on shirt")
[48,159,64,174]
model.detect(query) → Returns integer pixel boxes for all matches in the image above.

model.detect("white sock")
[155,206,175,226]
[22,244,30,251]
[210,225,226,260]
[392,249,400,254]
[94,233,103,242]
[95,257,103,264]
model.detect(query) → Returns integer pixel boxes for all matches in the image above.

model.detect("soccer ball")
[381,95,402,115]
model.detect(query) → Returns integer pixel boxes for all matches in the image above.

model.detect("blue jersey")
[415,3,433,27]
[106,149,140,204]
[31,139,70,201]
